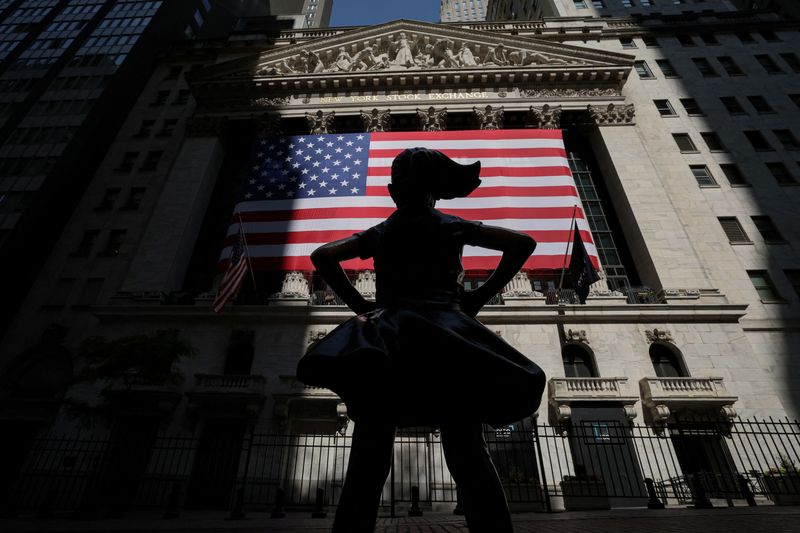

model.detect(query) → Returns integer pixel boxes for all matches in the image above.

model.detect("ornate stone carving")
[566,329,589,344]
[308,330,328,346]
[360,108,391,132]
[587,103,636,126]
[186,115,227,138]
[473,105,504,130]
[254,30,582,76]
[354,270,376,298]
[306,110,335,134]
[502,271,534,297]
[250,96,290,107]
[650,404,671,424]
[526,104,562,129]
[416,106,447,131]
[279,271,310,298]
[336,402,350,435]
[645,328,674,344]
[521,87,621,98]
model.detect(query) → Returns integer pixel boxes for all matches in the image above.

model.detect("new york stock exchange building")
[2,9,800,516]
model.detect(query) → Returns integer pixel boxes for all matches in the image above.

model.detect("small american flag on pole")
[221,129,599,272]
[213,223,249,313]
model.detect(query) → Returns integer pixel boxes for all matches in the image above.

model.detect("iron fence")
[5,418,799,517]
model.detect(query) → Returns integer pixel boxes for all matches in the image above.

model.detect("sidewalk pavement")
[3,506,800,533]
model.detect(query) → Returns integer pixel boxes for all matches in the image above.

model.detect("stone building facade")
[1,4,800,514]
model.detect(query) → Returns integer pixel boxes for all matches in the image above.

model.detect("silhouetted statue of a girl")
[298,148,546,533]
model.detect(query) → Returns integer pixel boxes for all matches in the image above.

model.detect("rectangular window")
[634,61,655,79]
[100,229,126,257]
[699,33,719,45]
[791,94,800,110]
[745,130,773,151]
[773,129,800,150]
[656,59,679,77]
[115,151,138,172]
[760,30,780,42]
[680,98,703,115]
[151,90,170,106]
[591,0,605,8]
[691,165,716,186]
[781,53,800,74]
[122,187,146,210]
[751,216,784,243]
[717,56,743,76]
[747,270,782,301]
[718,217,750,243]
[573,0,588,7]
[173,89,191,106]
[140,150,163,171]
[736,31,755,44]
[134,119,155,138]
[95,187,121,211]
[784,270,800,299]
[692,57,718,77]
[622,0,635,6]
[76,278,104,307]
[164,65,183,80]
[673,133,698,152]
[755,54,783,75]
[677,34,695,46]
[721,96,746,115]
[700,132,726,152]
[619,37,636,49]
[641,0,653,5]
[654,99,676,116]
[72,230,99,257]
[766,162,796,185]
[747,95,774,113]
[642,36,659,47]
[158,119,178,137]
[720,164,748,186]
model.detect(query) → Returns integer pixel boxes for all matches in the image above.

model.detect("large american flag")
[221,129,599,272]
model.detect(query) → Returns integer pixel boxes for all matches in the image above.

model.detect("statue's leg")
[441,422,513,533]
[333,418,395,533]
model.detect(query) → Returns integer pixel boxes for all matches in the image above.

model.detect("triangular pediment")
[193,19,633,84]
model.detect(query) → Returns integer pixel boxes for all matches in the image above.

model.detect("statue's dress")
[297,206,545,428]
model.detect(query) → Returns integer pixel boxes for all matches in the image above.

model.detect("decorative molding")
[587,103,636,126]
[566,329,589,345]
[520,87,621,99]
[354,270,376,298]
[360,108,391,132]
[278,271,310,298]
[502,271,534,297]
[306,110,335,134]
[185,115,227,138]
[308,330,328,346]
[417,106,447,131]
[645,328,673,344]
[251,96,290,107]
[526,104,562,129]
[473,105,504,130]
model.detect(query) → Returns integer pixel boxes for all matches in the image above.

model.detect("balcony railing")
[640,377,738,422]
[548,377,639,422]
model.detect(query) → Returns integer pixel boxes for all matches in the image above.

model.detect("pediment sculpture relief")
[256,31,582,76]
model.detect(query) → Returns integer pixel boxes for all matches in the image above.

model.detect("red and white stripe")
[213,251,249,313]
[224,129,599,272]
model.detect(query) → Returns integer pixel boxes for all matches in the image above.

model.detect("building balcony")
[186,374,267,416]
[639,377,738,423]
[548,377,639,423]
[102,374,183,413]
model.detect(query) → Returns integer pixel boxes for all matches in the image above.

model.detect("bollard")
[163,483,181,519]
[691,474,713,509]
[453,487,464,515]
[737,474,757,507]
[270,487,286,519]
[311,488,327,518]
[36,488,57,519]
[644,478,665,509]
[408,485,423,517]
[227,487,246,520]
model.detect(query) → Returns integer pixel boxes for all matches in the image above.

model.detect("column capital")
[473,105,504,130]
[361,108,391,132]
[526,104,562,129]
[587,103,636,126]
[416,106,447,131]
[306,110,335,134]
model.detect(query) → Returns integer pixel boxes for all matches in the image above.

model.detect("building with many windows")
[441,0,488,22]
[1,0,800,518]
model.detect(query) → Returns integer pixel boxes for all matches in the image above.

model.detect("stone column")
[587,103,713,290]
[122,116,227,292]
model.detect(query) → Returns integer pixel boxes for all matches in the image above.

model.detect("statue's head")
[389,148,481,208]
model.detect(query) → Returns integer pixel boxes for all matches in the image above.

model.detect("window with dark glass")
[634,60,655,79]
[760,30,780,42]
[654,99,676,116]
[691,165,716,186]
[700,132,726,151]
[115,151,138,172]
[680,98,703,115]
[619,37,636,49]
[562,344,597,378]
[720,164,748,186]
[650,344,687,377]
[747,270,782,301]
[766,162,797,185]
[673,133,697,152]
[773,130,800,150]
[700,33,719,45]
[642,35,659,47]
[677,33,695,46]
[791,94,800,109]
[780,53,800,74]
[173,89,191,105]
[95,188,120,211]
[164,65,183,80]
[656,59,679,77]
[134,119,155,138]
[747,95,773,113]
[158,118,178,137]
[122,187,146,210]
[224,330,255,374]
[755,54,783,74]
[100,229,126,257]
[72,230,99,257]
[736,31,755,44]
[717,56,743,76]
[591,0,605,8]
[721,96,746,115]
[692,57,718,77]
[784,270,800,300]
[140,151,163,171]
[745,130,772,151]
[751,216,784,243]
[151,89,170,106]
[718,217,750,243]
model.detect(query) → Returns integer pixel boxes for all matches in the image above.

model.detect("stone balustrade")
[187,374,267,416]
[640,377,738,424]
[548,377,639,423]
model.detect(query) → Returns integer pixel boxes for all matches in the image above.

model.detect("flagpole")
[557,205,578,291]
[236,212,259,296]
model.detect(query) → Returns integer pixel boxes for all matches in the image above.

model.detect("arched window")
[562,343,597,378]
[649,343,687,377]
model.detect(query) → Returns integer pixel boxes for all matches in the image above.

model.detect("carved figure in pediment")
[332,46,352,71]
[482,44,508,66]
[361,108,391,132]
[306,110,335,134]
[349,46,378,71]
[508,49,570,66]
[297,49,325,74]
[391,32,415,67]
[474,105,504,130]
[458,43,477,66]
[417,106,447,132]
[432,38,460,68]
[414,43,435,68]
